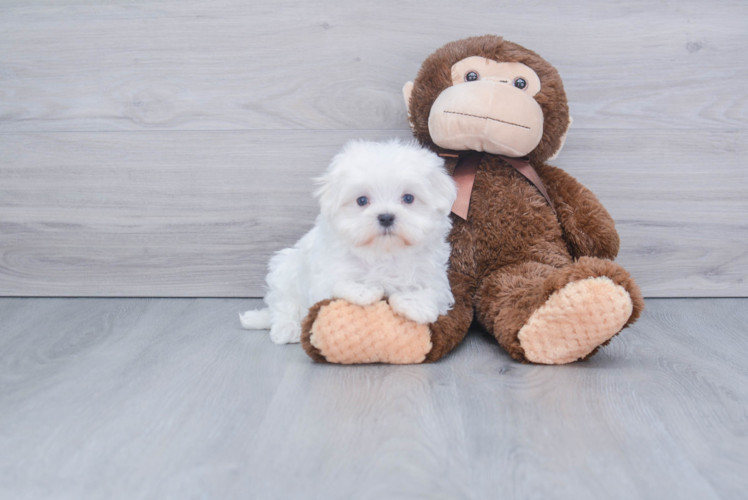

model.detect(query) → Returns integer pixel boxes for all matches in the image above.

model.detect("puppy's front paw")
[269,321,302,344]
[333,282,385,307]
[389,293,440,324]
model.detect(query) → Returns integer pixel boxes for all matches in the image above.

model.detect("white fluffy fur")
[240,139,457,344]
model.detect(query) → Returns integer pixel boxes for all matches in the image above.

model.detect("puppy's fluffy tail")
[239,308,272,330]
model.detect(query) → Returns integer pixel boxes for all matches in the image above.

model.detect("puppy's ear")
[315,140,362,216]
[313,171,338,217]
[313,161,347,217]
[427,158,458,215]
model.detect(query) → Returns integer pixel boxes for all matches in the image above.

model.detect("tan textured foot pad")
[310,299,432,364]
[518,277,633,365]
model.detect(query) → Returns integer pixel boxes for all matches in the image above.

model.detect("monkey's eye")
[513,77,527,90]
[465,71,479,82]
[402,194,414,204]
[357,196,368,206]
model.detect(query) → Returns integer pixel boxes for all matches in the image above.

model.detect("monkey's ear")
[548,116,573,161]
[402,82,414,113]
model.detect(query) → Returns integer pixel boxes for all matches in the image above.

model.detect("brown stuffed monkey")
[300,35,644,365]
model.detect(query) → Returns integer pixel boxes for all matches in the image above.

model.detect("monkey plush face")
[403,36,571,164]
[427,56,544,157]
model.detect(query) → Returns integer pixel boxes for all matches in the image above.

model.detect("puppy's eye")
[513,77,527,90]
[402,194,414,204]
[356,196,368,206]
[465,71,479,82]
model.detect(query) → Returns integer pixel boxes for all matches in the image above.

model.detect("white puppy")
[239,139,457,344]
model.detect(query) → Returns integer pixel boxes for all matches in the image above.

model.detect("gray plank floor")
[1,298,746,499]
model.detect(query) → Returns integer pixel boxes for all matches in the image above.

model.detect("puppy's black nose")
[377,213,395,227]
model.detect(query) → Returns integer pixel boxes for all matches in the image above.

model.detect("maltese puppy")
[239,139,457,344]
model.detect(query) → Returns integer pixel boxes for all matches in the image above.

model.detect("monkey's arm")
[536,164,620,260]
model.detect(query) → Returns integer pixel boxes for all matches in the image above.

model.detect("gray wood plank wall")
[1,0,746,297]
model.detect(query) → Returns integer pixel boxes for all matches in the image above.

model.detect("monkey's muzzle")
[428,80,544,157]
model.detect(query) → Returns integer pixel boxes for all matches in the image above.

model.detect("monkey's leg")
[300,270,474,364]
[475,257,644,364]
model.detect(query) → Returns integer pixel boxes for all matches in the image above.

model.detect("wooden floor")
[1,298,746,499]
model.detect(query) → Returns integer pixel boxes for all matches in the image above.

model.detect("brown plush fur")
[300,299,333,363]
[431,152,644,362]
[302,35,644,364]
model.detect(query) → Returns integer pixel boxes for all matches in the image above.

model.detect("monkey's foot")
[301,299,432,364]
[517,277,633,364]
